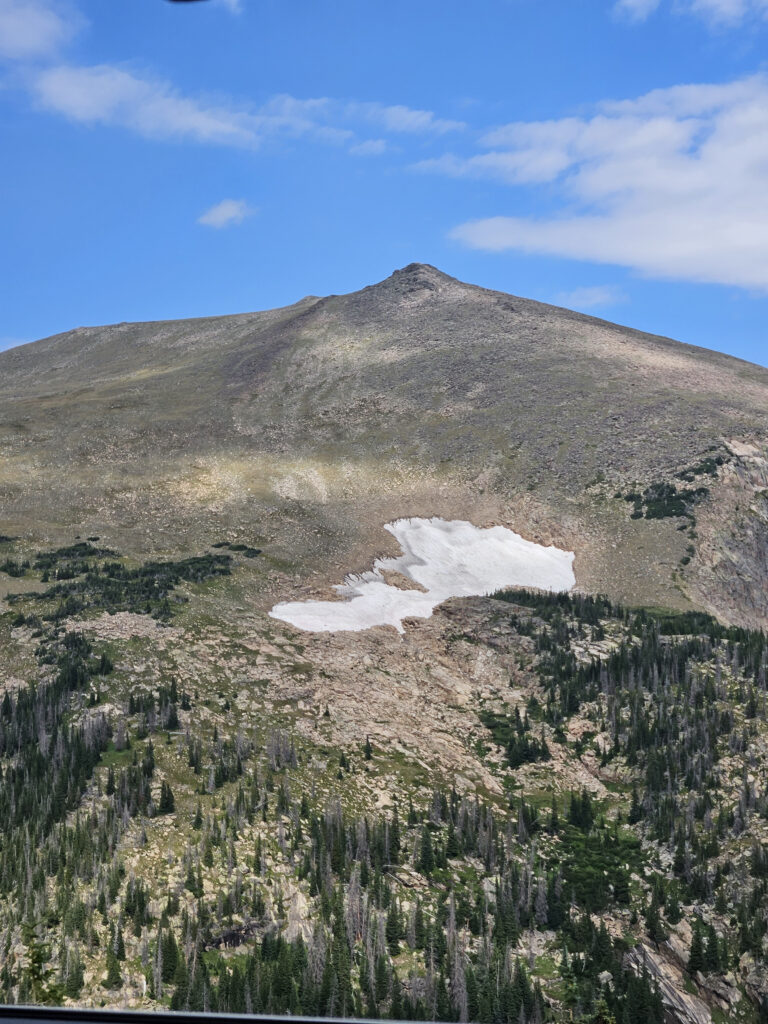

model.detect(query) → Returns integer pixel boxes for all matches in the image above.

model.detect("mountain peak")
[393,261,453,278]
[366,262,459,298]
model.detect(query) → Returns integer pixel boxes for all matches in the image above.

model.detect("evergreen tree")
[628,784,643,824]
[386,899,401,956]
[158,781,175,814]
[104,948,123,990]
[419,826,435,876]
[64,946,84,999]
[414,902,426,950]
[688,921,705,974]
[665,888,681,925]
[549,794,560,832]
[645,895,667,944]
[703,924,720,973]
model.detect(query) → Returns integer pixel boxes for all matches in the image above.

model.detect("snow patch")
[269,517,575,634]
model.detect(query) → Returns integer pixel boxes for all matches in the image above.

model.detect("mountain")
[1,265,768,1023]
[1,263,767,627]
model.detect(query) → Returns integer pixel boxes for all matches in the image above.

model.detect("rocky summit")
[0,266,767,1024]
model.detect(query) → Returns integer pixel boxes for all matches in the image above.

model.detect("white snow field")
[269,517,575,634]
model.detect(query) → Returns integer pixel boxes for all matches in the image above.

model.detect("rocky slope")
[1,263,767,626]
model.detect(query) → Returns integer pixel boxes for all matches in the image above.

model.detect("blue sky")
[1,0,767,366]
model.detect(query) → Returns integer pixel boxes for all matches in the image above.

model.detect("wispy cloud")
[349,138,388,156]
[257,93,352,144]
[198,198,256,228]
[689,0,768,24]
[0,2,465,158]
[32,65,262,145]
[29,69,357,148]
[415,141,576,185]
[435,75,768,291]
[28,63,460,158]
[354,102,465,135]
[0,0,81,60]
[555,286,627,310]
[613,0,768,23]
[613,0,661,21]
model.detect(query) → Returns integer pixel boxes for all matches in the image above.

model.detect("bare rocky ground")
[51,587,596,804]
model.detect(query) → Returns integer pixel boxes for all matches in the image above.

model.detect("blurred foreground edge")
[0,1009,412,1024]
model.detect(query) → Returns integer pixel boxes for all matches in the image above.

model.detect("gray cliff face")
[690,440,768,630]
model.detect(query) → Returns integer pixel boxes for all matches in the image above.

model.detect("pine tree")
[185,862,199,895]
[466,965,479,1021]
[104,947,123,989]
[591,996,617,1023]
[703,924,720,973]
[714,886,727,915]
[665,887,681,924]
[386,899,401,956]
[170,954,190,1010]
[614,869,631,905]
[414,901,426,950]
[628,785,643,824]
[645,896,667,944]
[688,921,705,974]
[419,826,434,876]
[446,821,459,858]
[390,804,401,862]
[374,954,388,1002]
[161,929,178,983]
[64,946,84,999]
[549,794,560,832]
[158,781,175,814]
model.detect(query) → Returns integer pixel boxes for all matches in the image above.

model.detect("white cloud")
[0,0,80,60]
[28,66,459,155]
[354,102,465,135]
[415,142,576,185]
[440,75,768,291]
[257,93,352,144]
[613,0,768,23]
[349,138,387,156]
[688,0,768,22]
[555,286,627,310]
[30,67,353,148]
[33,65,260,145]
[613,0,661,21]
[198,198,255,228]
